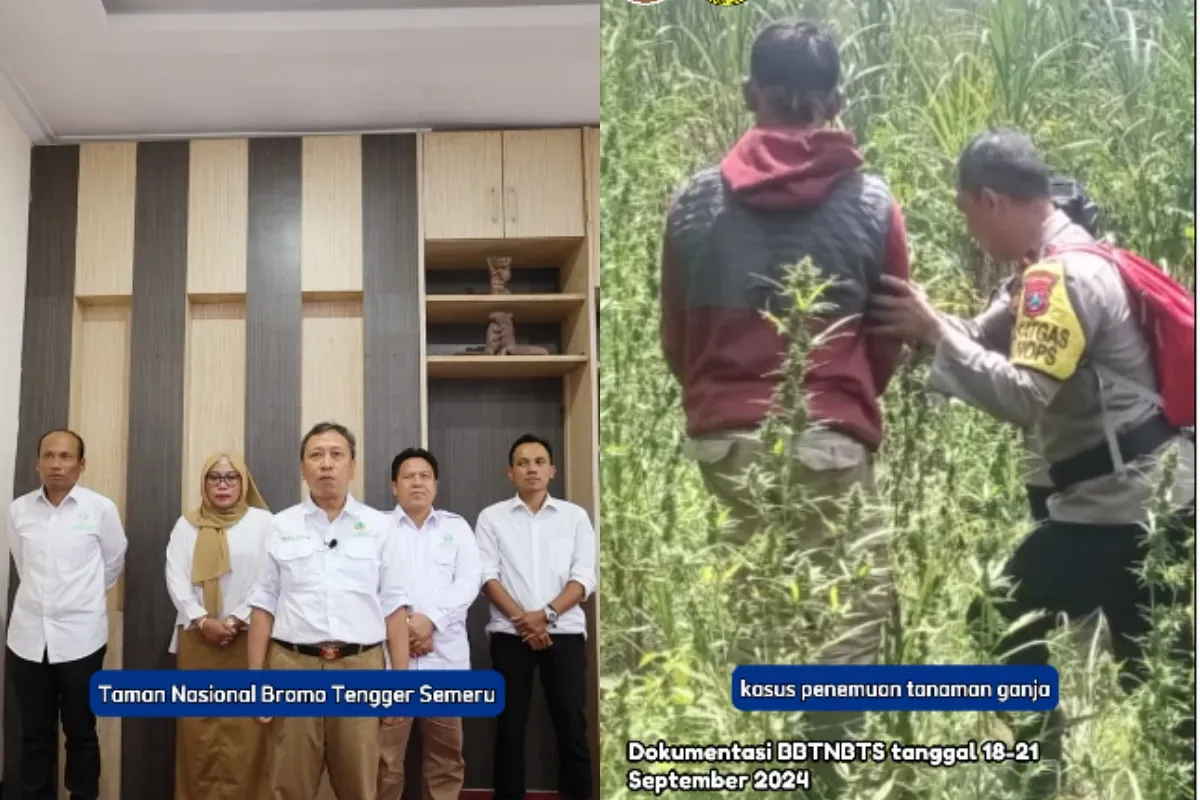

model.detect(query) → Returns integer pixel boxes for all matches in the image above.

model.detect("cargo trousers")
[687,425,896,792]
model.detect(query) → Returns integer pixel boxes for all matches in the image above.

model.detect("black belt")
[272,639,381,661]
[1048,415,1178,492]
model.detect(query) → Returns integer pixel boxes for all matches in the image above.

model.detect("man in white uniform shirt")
[6,429,127,800]
[476,433,596,800]
[246,421,411,799]
[377,447,482,800]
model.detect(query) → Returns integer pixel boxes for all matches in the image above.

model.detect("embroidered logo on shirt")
[353,521,369,536]
[1021,271,1057,318]
[441,531,454,545]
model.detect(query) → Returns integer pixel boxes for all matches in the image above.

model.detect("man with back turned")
[246,421,411,799]
[659,20,910,796]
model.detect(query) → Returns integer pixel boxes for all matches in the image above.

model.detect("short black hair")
[509,433,554,466]
[749,19,840,123]
[300,421,356,460]
[391,447,438,482]
[956,129,1052,200]
[38,429,85,460]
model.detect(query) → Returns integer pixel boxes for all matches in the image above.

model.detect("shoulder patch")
[1010,259,1086,381]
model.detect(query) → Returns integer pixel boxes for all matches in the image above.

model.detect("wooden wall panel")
[120,140,190,800]
[362,133,421,509]
[182,303,246,510]
[187,139,249,297]
[584,126,600,294]
[245,138,302,511]
[74,143,135,299]
[300,300,365,501]
[65,303,131,800]
[301,135,363,295]
[4,144,80,800]
[427,378,565,792]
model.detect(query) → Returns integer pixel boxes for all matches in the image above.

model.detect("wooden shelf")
[424,237,584,269]
[426,355,587,379]
[426,293,586,324]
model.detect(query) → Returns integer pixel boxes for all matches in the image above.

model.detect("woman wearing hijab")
[165,452,272,800]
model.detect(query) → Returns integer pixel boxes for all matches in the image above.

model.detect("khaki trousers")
[175,629,268,800]
[377,717,465,800]
[264,642,386,800]
[690,428,896,733]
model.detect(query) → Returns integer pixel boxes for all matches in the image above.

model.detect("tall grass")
[599,0,1195,798]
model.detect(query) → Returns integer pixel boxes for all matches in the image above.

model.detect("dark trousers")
[490,632,591,800]
[8,645,107,800]
[968,505,1195,778]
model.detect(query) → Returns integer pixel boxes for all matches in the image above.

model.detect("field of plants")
[598,0,1195,798]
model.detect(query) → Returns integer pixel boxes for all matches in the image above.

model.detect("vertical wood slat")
[187,139,249,297]
[301,135,363,295]
[66,303,132,800]
[74,143,136,300]
[119,140,190,800]
[300,300,365,501]
[3,144,81,800]
[362,133,421,510]
[245,138,303,511]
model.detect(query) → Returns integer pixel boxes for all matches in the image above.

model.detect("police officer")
[868,130,1194,796]
[951,175,1105,522]
[246,421,411,799]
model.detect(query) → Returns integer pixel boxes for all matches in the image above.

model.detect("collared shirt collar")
[1038,208,1080,258]
[37,482,81,507]
[509,493,559,515]
[392,505,440,530]
[303,492,363,520]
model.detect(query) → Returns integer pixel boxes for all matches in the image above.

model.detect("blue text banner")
[90,669,505,718]
[732,665,1059,712]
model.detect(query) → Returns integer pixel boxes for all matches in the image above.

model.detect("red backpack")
[1045,241,1195,428]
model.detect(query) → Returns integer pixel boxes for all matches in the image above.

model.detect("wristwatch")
[544,605,559,626]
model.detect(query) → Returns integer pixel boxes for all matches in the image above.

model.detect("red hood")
[720,127,864,210]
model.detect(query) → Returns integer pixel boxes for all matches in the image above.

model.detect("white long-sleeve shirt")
[476,494,596,638]
[6,484,127,663]
[164,507,273,653]
[390,507,482,671]
[246,495,410,646]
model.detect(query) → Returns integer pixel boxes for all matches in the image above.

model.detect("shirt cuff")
[246,591,277,616]
[569,571,596,599]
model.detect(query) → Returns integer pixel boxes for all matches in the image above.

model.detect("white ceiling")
[0,0,599,144]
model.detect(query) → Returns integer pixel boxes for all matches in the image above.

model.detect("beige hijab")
[186,452,268,619]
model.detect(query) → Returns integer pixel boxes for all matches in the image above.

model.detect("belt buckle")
[319,645,339,661]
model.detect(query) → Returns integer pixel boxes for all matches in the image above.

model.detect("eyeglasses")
[205,472,241,487]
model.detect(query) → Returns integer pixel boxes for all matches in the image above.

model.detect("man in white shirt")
[5,429,127,800]
[476,434,597,800]
[246,421,411,799]
[377,447,482,800]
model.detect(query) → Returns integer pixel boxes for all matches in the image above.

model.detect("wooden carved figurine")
[487,257,512,295]
[485,312,549,356]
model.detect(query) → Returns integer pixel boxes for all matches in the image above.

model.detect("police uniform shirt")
[475,495,597,637]
[929,209,1195,524]
[246,495,409,645]
[389,507,482,671]
[6,484,127,663]
[164,506,273,653]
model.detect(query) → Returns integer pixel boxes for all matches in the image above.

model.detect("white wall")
[0,94,31,777]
